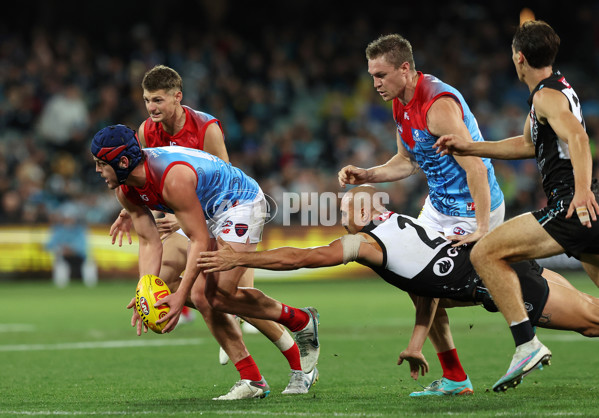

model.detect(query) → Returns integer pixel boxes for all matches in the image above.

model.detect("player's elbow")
[465,159,488,177]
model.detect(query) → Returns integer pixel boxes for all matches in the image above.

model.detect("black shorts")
[532,185,599,259]
[475,260,549,325]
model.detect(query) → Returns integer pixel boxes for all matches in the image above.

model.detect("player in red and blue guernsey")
[93,125,319,400]
[390,73,504,222]
[109,66,306,390]
[338,34,505,397]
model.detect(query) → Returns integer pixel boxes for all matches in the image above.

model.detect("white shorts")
[175,191,266,244]
[417,196,505,236]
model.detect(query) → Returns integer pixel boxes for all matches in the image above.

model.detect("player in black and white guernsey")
[434,20,599,392]
[198,185,599,395]
[361,212,477,301]
[529,70,585,198]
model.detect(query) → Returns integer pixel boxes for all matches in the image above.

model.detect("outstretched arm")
[199,237,346,272]
[198,233,384,273]
[398,294,439,380]
[433,116,535,160]
[338,132,419,187]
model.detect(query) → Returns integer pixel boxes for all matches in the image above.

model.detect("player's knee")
[190,287,209,313]
[470,244,487,268]
[191,295,210,315]
[203,290,232,313]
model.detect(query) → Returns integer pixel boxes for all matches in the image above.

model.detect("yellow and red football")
[135,274,171,334]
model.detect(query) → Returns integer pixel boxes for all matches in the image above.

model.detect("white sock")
[273,331,295,352]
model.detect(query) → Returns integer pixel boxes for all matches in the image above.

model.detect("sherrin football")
[135,274,171,334]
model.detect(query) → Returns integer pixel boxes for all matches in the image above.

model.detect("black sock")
[510,320,535,347]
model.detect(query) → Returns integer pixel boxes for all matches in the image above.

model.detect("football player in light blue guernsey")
[338,34,505,396]
[91,124,319,400]
[199,185,599,396]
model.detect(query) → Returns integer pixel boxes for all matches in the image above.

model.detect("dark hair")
[365,34,415,69]
[141,65,183,92]
[512,20,560,69]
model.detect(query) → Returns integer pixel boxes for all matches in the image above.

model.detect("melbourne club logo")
[433,257,454,276]
[235,223,248,237]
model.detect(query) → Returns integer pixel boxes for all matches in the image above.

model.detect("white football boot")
[282,368,319,394]
[212,377,270,400]
[492,336,552,392]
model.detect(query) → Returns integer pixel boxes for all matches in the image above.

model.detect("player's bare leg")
[158,232,188,285]
[238,267,286,340]
[210,248,315,391]
[190,275,270,400]
[471,213,560,391]
[580,254,599,287]
[205,240,320,374]
[158,233,196,323]
[539,269,599,336]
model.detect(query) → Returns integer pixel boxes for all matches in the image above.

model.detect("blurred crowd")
[1,1,599,228]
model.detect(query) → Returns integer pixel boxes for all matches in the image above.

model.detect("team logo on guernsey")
[235,223,248,237]
[433,257,454,276]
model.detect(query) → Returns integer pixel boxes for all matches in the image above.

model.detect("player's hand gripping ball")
[135,274,171,333]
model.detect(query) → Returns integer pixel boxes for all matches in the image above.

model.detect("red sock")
[282,344,302,371]
[278,304,309,332]
[437,349,467,382]
[235,355,262,382]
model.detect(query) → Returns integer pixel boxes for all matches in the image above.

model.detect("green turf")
[1,272,597,416]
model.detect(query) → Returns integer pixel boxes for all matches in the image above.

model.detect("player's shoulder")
[183,105,217,122]
[533,85,570,115]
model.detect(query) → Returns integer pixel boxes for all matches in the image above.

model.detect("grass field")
[1,271,598,417]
